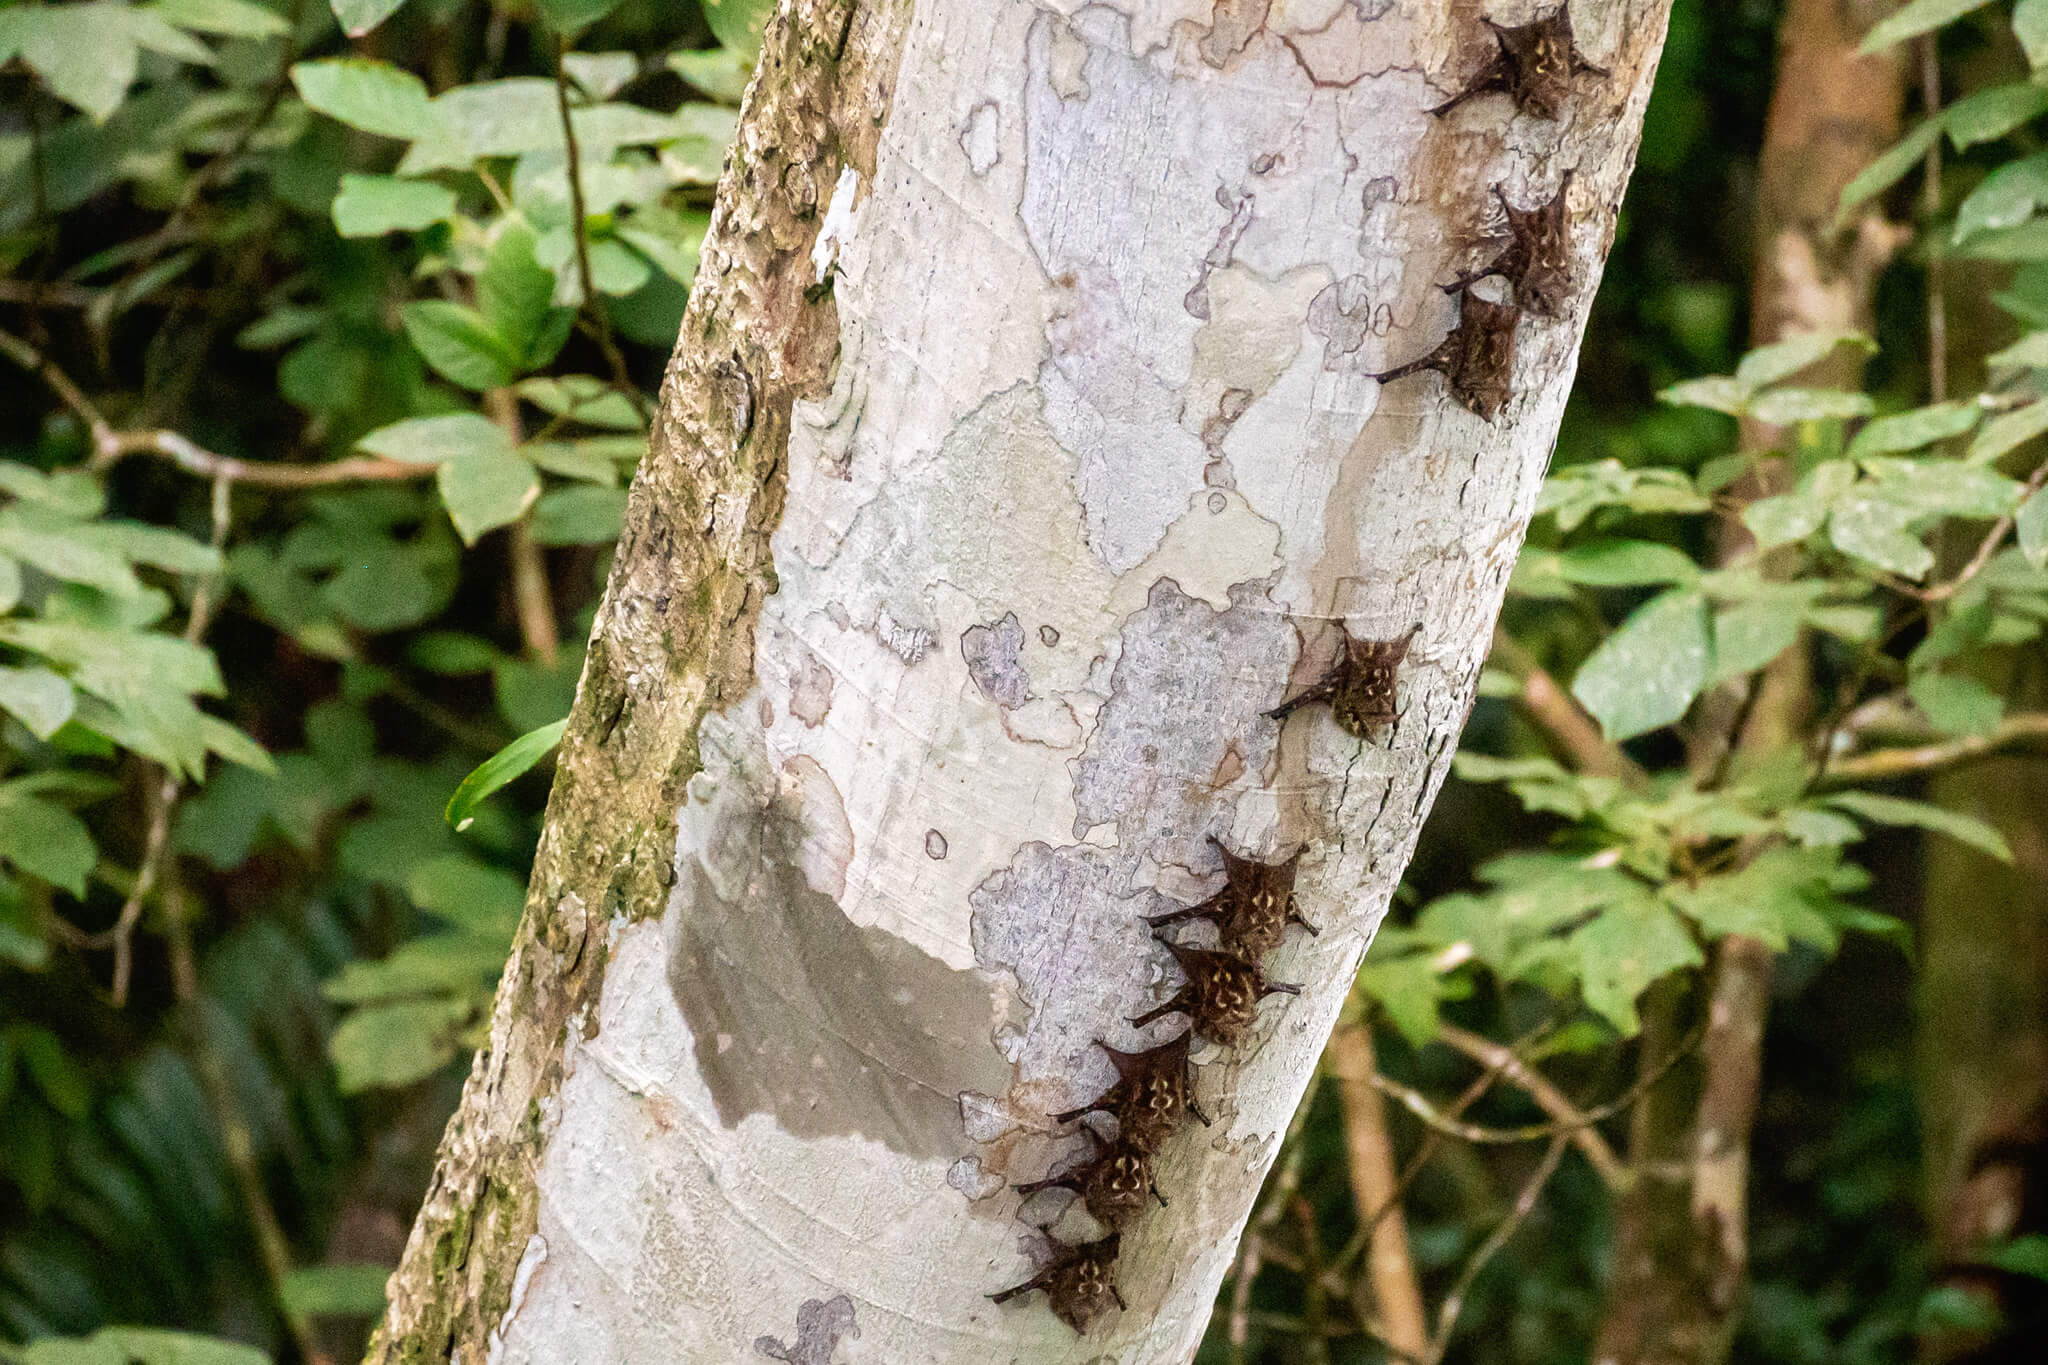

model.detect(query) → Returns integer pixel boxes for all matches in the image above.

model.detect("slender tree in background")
[370,0,1673,1358]
[1592,2,1906,1359]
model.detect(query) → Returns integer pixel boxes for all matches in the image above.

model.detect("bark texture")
[372,2,1672,1360]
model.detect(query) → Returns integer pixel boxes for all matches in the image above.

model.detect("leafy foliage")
[1,0,754,1356]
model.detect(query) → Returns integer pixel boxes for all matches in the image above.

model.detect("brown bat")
[1430,6,1608,122]
[1129,936,1302,1049]
[1267,623,1420,741]
[1051,1032,1208,1155]
[1146,837,1318,961]
[1014,1130,1167,1232]
[1446,173,1575,317]
[1367,287,1518,420]
[988,1232,1125,1333]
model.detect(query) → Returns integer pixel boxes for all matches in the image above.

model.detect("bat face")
[1442,290,1518,422]
[990,1233,1124,1334]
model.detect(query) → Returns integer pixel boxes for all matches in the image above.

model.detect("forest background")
[3,0,2048,1362]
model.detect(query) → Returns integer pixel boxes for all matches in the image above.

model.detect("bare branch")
[1435,1022,1629,1190]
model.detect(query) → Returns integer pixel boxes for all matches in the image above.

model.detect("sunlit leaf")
[1572,588,1711,742]
[446,718,567,830]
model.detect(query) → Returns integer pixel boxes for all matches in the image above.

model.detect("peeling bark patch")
[962,612,1031,709]
[1071,580,1294,868]
[969,843,1173,1094]
[1038,624,1060,646]
[958,100,1000,176]
[1197,0,1271,68]
[668,717,1010,1159]
[753,1295,858,1364]
[1307,274,1391,372]
[925,829,949,860]
[788,646,835,727]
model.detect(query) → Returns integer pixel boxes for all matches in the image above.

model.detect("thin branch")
[1489,629,1648,788]
[1421,1135,1570,1365]
[1369,1020,1706,1146]
[1911,457,2048,604]
[486,389,560,668]
[0,327,429,488]
[553,35,640,409]
[1435,1022,1629,1190]
[86,473,236,1004]
[1326,1019,1550,1281]
[1920,35,1947,404]
[1326,1023,1428,1360]
[1823,711,2048,782]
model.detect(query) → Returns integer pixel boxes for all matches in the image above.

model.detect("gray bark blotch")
[969,842,1174,1093]
[667,717,1010,1159]
[753,1294,859,1364]
[1070,579,1293,867]
[961,612,1031,709]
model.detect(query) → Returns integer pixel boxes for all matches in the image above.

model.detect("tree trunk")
[1591,2,1903,1361]
[369,1,1672,1359]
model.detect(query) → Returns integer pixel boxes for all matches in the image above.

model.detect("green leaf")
[1907,671,2005,737]
[280,1264,392,1318]
[1707,601,1802,685]
[406,854,526,935]
[151,0,292,38]
[1956,216,2048,261]
[328,0,410,38]
[1735,331,1874,389]
[437,449,540,545]
[1742,491,1825,549]
[563,51,640,100]
[1845,401,1980,458]
[290,59,437,141]
[1954,151,2048,241]
[701,0,779,58]
[1657,375,1751,416]
[1967,399,2048,463]
[0,3,209,122]
[0,666,77,739]
[17,1025,91,1118]
[534,0,627,34]
[332,174,457,236]
[325,935,507,1004]
[1859,0,1995,54]
[1354,950,1447,1049]
[408,632,504,675]
[358,413,511,465]
[1571,588,1712,742]
[479,221,566,365]
[1988,331,2048,369]
[1666,846,1843,952]
[1838,119,1944,219]
[531,486,628,545]
[517,376,644,430]
[2018,488,2048,568]
[1748,387,1875,425]
[21,1328,269,1365]
[1553,539,1701,588]
[1991,1234,2048,1282]
[400,300,520,391]
[1827,791,2013,862]
[2020,0,2048,68]
[666,47,754,105]
[446,718,567,830]
[0,791,98,897]
[1567,900,1703,1036]
[1828,494,1934,578]
[1944,81,2048,150]
[330,997,472,1091]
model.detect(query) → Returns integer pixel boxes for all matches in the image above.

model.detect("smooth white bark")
[448,2,1672,1361]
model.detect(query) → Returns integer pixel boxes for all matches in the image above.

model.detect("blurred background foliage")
[1,0,2047,1363]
